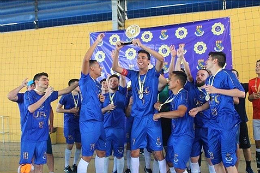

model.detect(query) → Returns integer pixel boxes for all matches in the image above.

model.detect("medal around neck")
[122,25,140,45]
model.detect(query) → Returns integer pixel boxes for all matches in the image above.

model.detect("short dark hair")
[199,67,210,76]
[257,60,260,63]
[231,69,239,77]
[138,49,150,60]
[109,74,119,80]
[100,78,106,84]
[68,79,79,86]
[208,52,226,68]
[89,60,98,66]
[33,72,48,82]
[171,71,187,86]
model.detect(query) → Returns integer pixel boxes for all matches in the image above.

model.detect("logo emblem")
[195,25,204,36]
[159,30,169,40]
[214,40,224,52]
[175,27,188,39]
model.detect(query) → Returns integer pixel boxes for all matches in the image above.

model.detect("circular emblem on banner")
[211,22,225,35]
[125,48,137,60]
[95,51,105,62]
[109,34,120,45]
[194,42,207,54]
[141,31,153,42]
[175,27,188,39]
[158,45,170,57]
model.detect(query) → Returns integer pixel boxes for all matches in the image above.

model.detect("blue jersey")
[126,67,160,117]
[103,86,127,129]
[22,90,58,141]
[59,93,82,126]
[16,93,26,131]
[185,82,210,128]
[169,89,194,137]
[79,73,103,122]
[206,69,243,130]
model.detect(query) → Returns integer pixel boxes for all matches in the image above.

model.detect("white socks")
[113,157,117,172]
[153,160,159,173]
[73,148,81,165]
[77,158,89,173]
[158,159,167,173]
[116,157,124,173]
[126,150,131,169]
[208,164,216,173]
[95,155,105,173]
[190,162,200,173]
[131,157,139,173]
[65,148,72,167]
[104,157,109,173]
[144,148,151,169]
[170,167,177,173]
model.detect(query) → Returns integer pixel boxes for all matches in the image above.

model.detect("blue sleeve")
[49,91,58,102]
[118,86,127,95]
[225,72,244,92]
[24,91,34,110]
[152,67,160,78]
[59,95,66,105]
[17,93,24,103]
[126,69,134,80]
[177,91,189,108]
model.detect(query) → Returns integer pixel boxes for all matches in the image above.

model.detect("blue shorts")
[19,140,47,165]
[208,125,238,167]
[125,117,133,144]
[166,134,193,169]
[46,135,52,154]
[64,122,81,144]
[131,115,163,151]
[105,127,125,157]
[80,121,106,157]
[191,127,210,158]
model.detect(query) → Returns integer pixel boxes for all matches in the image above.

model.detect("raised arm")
[82,33,105,75]
[58,81,79,96]
[132,39,164,72]
[7,78,28,101]
[112,43,125,74]
[168,45,177,74]
[119,74,126,88]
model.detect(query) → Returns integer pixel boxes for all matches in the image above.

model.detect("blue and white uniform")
[59,93,82,144]
[206,69,244,167]
[20,90,58,165]
[79,73,106,156]
[102,86,127,157]
[166,89,194,169]
[125,67,163,151]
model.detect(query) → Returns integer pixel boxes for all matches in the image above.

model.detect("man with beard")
[102,74,127,173]
[189,52,245,173]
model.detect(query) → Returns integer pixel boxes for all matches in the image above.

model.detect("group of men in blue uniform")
[9,32,255,173]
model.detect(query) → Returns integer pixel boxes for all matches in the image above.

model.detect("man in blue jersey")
[20,72,78,173]
[77,33,106,173]
[112,39,167,173]
[102,74,127,173]
[8,79,55,173]
[56,79,82,173]
[153,71,194,173]
[189,52,245,173]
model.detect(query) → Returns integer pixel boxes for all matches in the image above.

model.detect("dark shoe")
[186,168,191,173]
[64,165,73,173]
[144,167,152,173]
[124,168,131,173]
[246,167,255,173]
[72,164,77,173]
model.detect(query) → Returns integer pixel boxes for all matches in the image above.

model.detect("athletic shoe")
[124,168,131,173]
[144,167,152,173]
[246,167,255,173]
[64,165,73,173]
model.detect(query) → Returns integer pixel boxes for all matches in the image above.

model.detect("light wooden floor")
[0,142,258,173]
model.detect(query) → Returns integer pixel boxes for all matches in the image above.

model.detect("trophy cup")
[121,24,141,45]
